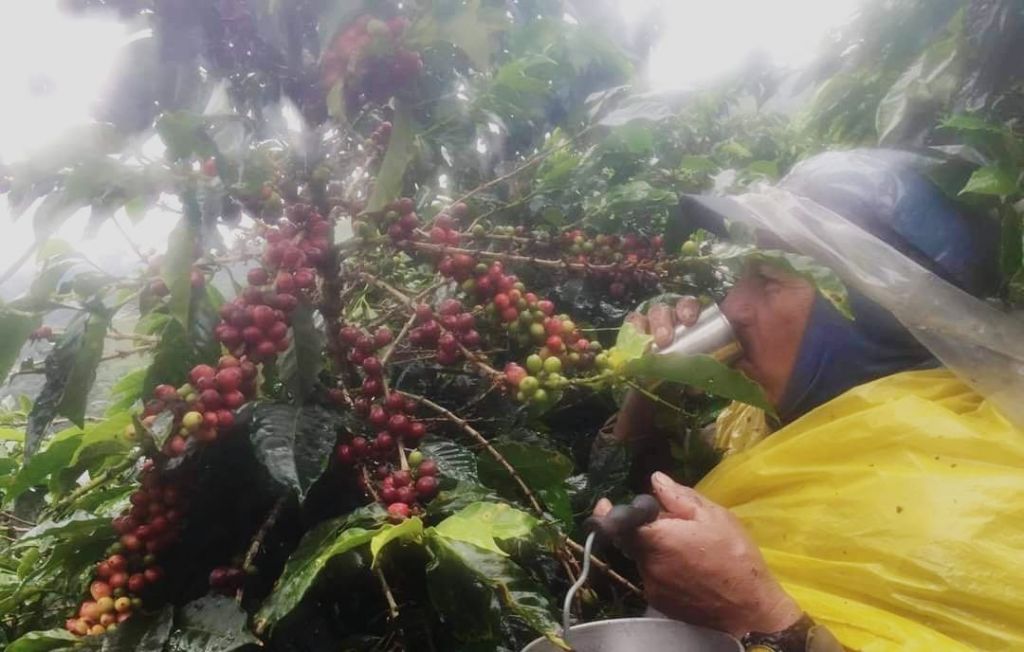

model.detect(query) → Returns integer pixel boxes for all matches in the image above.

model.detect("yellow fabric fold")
[698,369,1024,651]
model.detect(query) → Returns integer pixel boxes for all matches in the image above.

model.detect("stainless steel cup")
[651,304,742,365]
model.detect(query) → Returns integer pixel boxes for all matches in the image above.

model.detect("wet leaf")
[4,629,78,652]
[960,165,1019,197]
[626,353,774,414]
[370,516,423,567]
[419,438,478,485]
[255,509,386,633]
[166,596,260,652]
[0,308,40,382]
[425,534,566,649]
[249,403,346,499]
[434,502,539,556]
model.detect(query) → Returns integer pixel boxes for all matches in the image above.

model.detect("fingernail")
[652,471,671,488]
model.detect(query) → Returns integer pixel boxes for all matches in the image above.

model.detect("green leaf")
[941,114,1007,134]
[600,180,677,213]
[679,155,719,174]
[478,440,573,497]
[5,434,84,505]
[106,367,147,416]
[161,217,199,326]
[419,438,478,484]
[608,321,652,372]
[477,439,573,523]
[156,112,214,162]
[370,517,423,567]
[425,534,566,649]
[876,24,960,145]
[365,101,415,213]
[143,319,192,399]
[434,502,539,556]
[56,309,111,429]
[0,308,40,381]
[5,629,78,652]
[249,403,346,499]
[960,166,1019,198]
[279,300,324,401]
[73,410,134,460]
[426,481,507,519]
[625,353,774,414]
[411,0,508,70]
[166,596,260,652]
[255,512,386,632]
[13,311,99,456]
[18,511,112,544]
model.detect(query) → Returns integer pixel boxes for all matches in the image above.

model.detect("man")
[597,150,1024,651]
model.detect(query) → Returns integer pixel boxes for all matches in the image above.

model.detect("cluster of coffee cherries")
[29,325,53,341]
[145,266,206,299]
[427,202,470,247]
[213,204,329,361]
[66,463,186,637]
[430,257,609,407]
[499,308,608,407]
[131,356,255,457]
[371,450,440,519]
[334,325,441,518]
[369,120,392,151]
[409,299,481,365]
[338,324,395,398]
[208,565,247,596]
[321,14,422,109]
[382,197,421,246]
[557,231,666,299]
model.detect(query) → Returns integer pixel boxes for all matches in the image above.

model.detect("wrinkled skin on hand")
[595,472,802,637]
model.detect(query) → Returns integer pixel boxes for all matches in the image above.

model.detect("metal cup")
[650,304,742,365]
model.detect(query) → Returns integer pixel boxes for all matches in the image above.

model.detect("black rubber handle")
[583,494,660,542]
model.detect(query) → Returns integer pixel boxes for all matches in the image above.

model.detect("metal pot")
[521,618,742,652]
[521,496,743,652]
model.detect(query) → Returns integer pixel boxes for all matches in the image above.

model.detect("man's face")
[721,264,816,406]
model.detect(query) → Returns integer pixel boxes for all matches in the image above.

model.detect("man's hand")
[613,296,703,443]
[594,472,802,637]
[630,295,703,349]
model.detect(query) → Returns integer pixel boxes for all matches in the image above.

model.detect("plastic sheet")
[688,148,1024,428]
[697,369,1024,651]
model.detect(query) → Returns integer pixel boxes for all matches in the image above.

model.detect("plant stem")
[236,494,289,603]
[360,272,502,377]
[380,310,418,367]
[441,124,596,217]
[375,567,400,621]
[407,241,618,272]
[564,539,642,596]
[398,390,641,597]
[397,391,543,513]
[98,346,156,363]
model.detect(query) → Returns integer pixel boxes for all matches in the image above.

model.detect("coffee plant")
[0,1,1020,651]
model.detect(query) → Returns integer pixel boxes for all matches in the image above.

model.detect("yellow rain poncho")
[698,369,1024,651]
